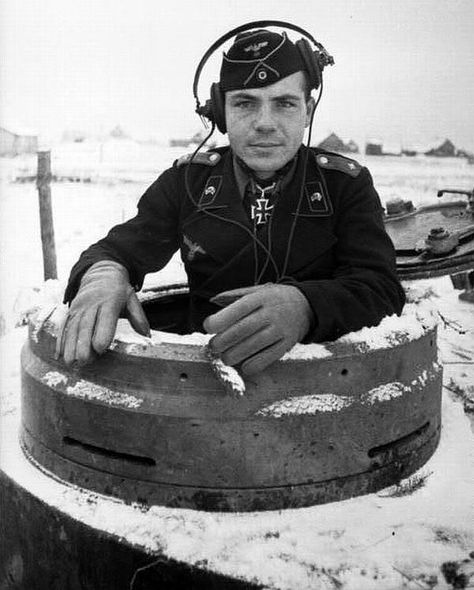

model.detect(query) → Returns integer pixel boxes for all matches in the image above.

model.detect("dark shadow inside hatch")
[140,290,191,335]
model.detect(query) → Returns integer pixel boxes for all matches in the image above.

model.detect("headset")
[193,20,334,134]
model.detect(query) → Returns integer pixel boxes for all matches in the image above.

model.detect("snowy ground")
[1,141,473,588]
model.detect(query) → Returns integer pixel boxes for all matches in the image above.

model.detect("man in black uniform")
[57,26,405,375]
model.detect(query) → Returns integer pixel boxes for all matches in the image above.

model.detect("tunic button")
[320,156,329,164]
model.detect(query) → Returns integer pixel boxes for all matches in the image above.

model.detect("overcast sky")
[1,0,474,150]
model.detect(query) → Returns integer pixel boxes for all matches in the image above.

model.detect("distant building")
[316,133,359,154]
[365,138,401,156]
[109,125,129,139]
[365,139,383,156]
[346,140,359,154]
[425,139,456,157]
[0,125,38,156]
[457,148,474,163]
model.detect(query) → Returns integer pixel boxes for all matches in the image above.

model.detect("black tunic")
[64,145,405,342]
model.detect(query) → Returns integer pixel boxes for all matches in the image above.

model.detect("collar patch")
[199,175,223,206]
[304,181,333,216]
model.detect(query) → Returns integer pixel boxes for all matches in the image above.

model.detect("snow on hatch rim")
[28,282,437,362]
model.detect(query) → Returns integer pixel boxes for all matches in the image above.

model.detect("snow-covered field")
[1,141,473,589]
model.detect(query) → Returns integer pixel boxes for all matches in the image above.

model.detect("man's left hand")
[203,284,313,375]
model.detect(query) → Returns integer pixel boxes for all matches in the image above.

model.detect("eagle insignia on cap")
[244,41,269,57]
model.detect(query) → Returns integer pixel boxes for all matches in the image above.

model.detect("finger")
[91,303,120,354]
[240,338,287,376]
[219,324,280,367]
[210,284,268,308]
[210,307,269,353]
[126,292,151,337]
[55,310,71,360]
[62,311,83,365]
[75,309,100,365]
[203,292,263,334]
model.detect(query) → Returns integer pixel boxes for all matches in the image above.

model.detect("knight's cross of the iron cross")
[251,197,274,225]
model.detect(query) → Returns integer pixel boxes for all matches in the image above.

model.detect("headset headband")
[193,20,330,114]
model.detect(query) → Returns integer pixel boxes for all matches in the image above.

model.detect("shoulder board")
[176,151,221,168]
[315,153,362,178]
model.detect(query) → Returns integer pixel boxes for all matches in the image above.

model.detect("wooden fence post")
[36,150,58,280]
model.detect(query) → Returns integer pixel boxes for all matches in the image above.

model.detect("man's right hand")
[55,261,150,365]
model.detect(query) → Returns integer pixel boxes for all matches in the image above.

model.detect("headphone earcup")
[296,38,321,91]
[210,83,226,133]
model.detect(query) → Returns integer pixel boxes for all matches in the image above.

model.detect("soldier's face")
[225,72,314,179]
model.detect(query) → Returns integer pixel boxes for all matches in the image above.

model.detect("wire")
[252,216,259,284]
[255,189,280,283]
[279,77,324,280]
[183,121,217,208]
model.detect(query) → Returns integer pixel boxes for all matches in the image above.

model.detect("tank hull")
[0,469,256,590]
[384,200,474,279]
